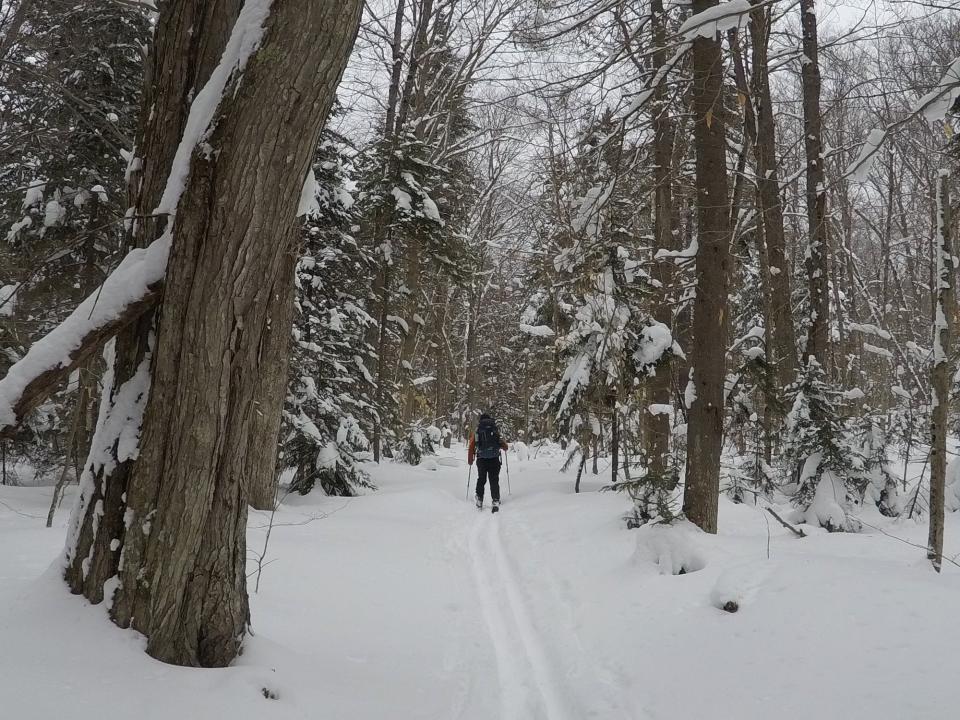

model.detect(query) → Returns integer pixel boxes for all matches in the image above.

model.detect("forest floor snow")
[1,443,959,719]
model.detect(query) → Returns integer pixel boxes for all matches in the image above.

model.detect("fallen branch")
[766,507,806,538]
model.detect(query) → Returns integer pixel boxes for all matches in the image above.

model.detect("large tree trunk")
[244,248,297,510]
[682,0,731,534]
[64,0,362,667]
[749,1,796,388]
[799,0,829,368]
[64,0,245,606]
[928,170,954,573]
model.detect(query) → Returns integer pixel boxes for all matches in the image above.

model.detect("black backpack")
[475,417,501,460]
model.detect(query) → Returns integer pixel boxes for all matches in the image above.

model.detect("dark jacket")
[467,417,508,465]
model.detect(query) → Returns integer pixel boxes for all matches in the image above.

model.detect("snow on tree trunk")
[0,1,247,439]
[64,0,245,605]
[928,169,954,573]
[65,0,362,667]
[682,0,732,534]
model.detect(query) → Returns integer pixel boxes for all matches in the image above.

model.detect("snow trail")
[508,510,644,719]
[467,508,583,720]
[4,449,960,720]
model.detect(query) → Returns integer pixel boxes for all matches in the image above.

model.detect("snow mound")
[436,457,460,467]
[709,563,772,613]
[633,521,708,575]
[0,284,16,317]
[511,441,529,462]
[946,458,960,512]
[805,472,860,533]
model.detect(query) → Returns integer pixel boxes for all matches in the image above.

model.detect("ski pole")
[505,451,511,496]
[466,463,473,501]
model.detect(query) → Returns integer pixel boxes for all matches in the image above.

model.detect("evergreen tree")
[783,359,865,531]
[538,113,674,505]
[0,0,148,477]
[284,126,377,496]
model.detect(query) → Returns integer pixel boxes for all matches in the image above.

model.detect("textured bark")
[399,232,422,424]
[369,260,392,461]
[643,0,674,485]
[682,0,731,535]
[68,0,362,667]
[365,0,407,461]
[245,246,298,511]
[383,0,406,139]
[65,0,245,605]
[928,171,954,573]
[748,2,796,387]
[800,0,829,368]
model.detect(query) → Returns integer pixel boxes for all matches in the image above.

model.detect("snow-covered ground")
[1,443,959,719]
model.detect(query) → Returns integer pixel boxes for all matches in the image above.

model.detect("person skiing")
[468,413,508,511]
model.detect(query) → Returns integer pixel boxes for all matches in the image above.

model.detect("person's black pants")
[475,457,501,502]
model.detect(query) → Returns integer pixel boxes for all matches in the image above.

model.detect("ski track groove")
[436,516,480,720]
[467,514,528,719]
[487,514,579,720]
[509,509,646,720]
[467,507,581,720]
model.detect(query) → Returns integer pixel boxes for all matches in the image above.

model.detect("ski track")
[509,509,646,720]
[468,514,530,719]
[466,508,580,720]
[435,515,481,720]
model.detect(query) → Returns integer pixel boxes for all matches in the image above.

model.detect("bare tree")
[927,169,954,573]
[642,0,677,500]
[749,0,796,387]
[799,0,830,368]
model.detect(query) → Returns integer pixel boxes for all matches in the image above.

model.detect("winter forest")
[2,0,960,717]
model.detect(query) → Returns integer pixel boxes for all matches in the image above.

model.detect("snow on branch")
[677,0,751,40]
[845,128,887,184]
[520,324,555,338]
[654,237,698,264]
[846,322,892,341]
[0,246,164,436]
[844,57,960,182]
[0,0,275,438]
[615,0,766,127]
[919,58,960,124]
[862,342,894,359]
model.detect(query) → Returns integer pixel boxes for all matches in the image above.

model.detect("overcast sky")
[822,0,916,26]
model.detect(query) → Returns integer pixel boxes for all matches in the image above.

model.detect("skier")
[468,413,509,511]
